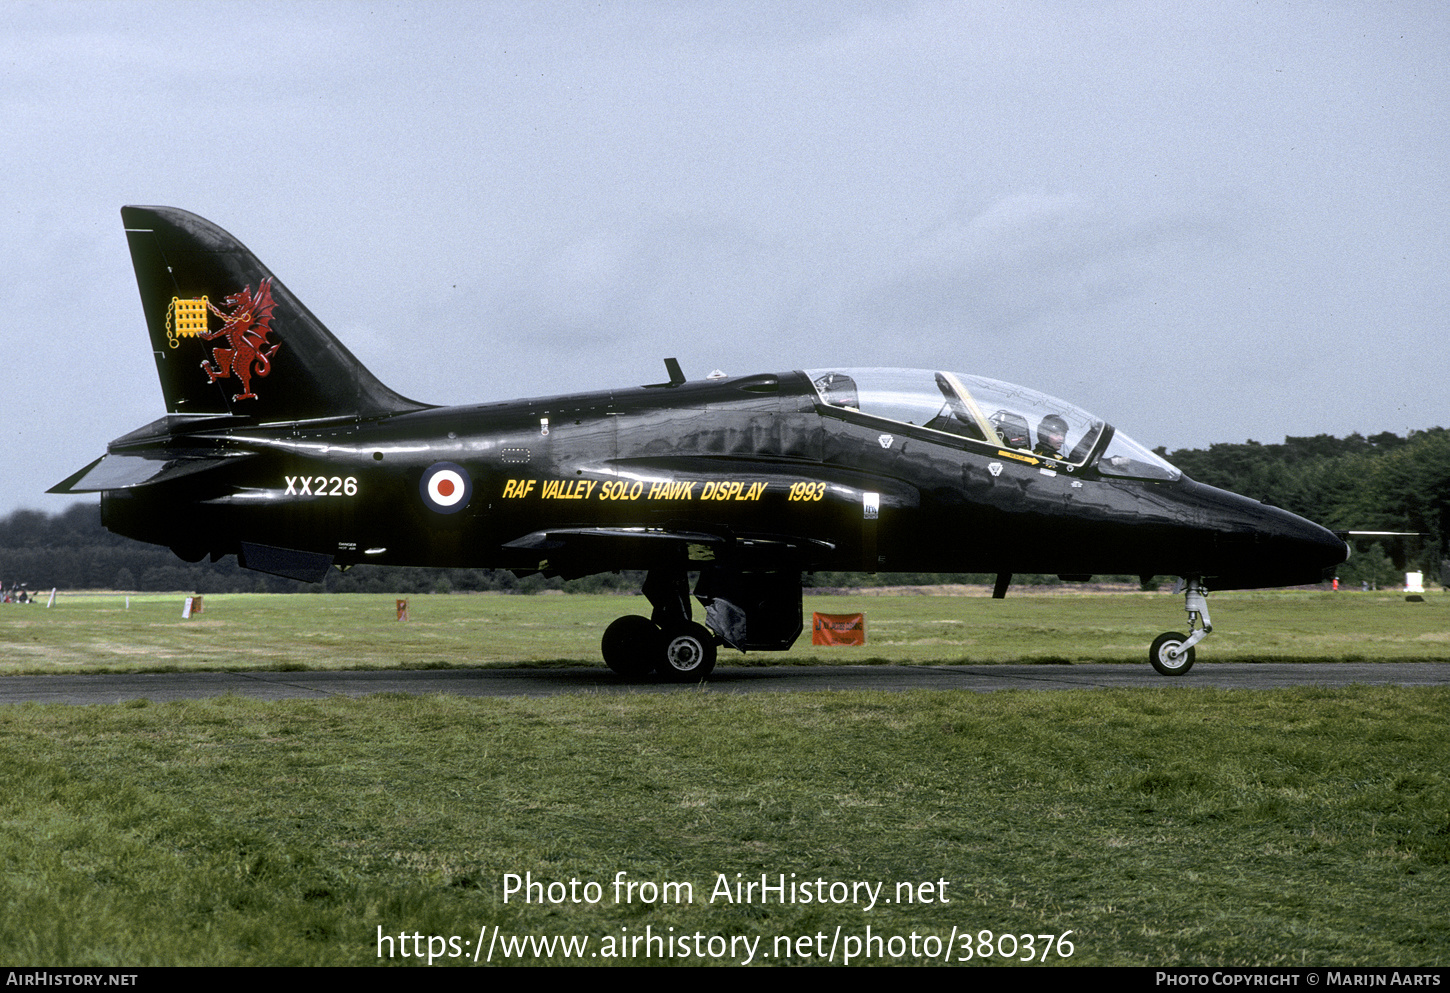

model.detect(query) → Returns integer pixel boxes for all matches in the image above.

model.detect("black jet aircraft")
[52,207,1349,679]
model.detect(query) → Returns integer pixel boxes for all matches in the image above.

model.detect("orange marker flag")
[812,612,865,646]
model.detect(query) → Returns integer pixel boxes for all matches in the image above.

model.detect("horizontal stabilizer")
[48,451,254,494]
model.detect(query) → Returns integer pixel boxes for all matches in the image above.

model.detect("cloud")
[855,192,1230,345]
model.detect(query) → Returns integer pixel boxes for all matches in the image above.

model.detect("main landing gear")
[1150,578,1212,676]
[601,569,718,681]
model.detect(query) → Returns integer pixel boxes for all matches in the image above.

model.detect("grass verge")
[1,687,1446,965]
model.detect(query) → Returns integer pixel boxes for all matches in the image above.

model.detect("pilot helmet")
[1039,414,1068,441]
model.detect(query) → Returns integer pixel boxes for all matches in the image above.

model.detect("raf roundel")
[420,462,472,514]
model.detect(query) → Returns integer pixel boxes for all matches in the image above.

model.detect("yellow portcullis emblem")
[166,296,210,347]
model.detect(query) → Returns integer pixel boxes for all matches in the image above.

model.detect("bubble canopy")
[804,368,1180,481]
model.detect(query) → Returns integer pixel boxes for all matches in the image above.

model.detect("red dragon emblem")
[198,278,281,401]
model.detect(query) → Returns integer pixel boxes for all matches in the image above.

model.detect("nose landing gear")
[1150,578,1211,676]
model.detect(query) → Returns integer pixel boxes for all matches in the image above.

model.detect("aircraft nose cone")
[1276,510,1349,569]
[1179,480,1348,589]
[1230,501,1348,587]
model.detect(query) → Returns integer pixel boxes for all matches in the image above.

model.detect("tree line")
[3,426,1445,594]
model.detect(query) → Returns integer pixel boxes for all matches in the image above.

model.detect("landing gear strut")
[1149,578,1211,676]
[601,568,718,680]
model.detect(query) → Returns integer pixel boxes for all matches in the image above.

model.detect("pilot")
[1034,414,1068,459]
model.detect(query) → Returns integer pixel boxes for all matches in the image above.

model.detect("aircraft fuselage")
[99,369,1343,593]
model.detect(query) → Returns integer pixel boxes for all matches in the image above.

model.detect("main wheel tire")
[601,615,659,678]
[657,622,717,681]
[1149,631,1195,676]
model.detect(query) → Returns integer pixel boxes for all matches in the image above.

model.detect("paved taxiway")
[3,663,1449,705]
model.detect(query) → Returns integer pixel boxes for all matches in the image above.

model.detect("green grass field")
[1,591,1447,966]
[3,588,1448,674]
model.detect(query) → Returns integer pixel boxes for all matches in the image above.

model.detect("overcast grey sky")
[5,1,1448,515]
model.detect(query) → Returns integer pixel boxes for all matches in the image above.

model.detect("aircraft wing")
[501,526,836,577]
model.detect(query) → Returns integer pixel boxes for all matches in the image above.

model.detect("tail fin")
[122,206,430,422]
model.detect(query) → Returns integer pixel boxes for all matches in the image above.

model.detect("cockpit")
[805,368,1180,481]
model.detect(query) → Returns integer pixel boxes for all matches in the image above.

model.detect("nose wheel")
[1149,579,1211,676]
[1149,631,1195,675]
